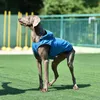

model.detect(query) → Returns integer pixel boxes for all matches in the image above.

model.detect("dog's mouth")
[18,19,32,27]
[19,20,26,26]
[19,20,32,27]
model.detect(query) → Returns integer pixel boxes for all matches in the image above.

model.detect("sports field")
[0,54,100,100]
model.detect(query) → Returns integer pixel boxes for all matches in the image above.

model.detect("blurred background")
[0,0,100,51]
[0,0,100,15]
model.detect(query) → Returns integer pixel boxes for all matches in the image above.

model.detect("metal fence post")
[88,17,97,45]
[94,21,97,45]
[60,16,63,39]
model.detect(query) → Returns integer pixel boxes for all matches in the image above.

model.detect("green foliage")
[0,0,100,14]
[42,0,100,14]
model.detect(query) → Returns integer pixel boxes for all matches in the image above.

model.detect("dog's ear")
[30,16,40,27]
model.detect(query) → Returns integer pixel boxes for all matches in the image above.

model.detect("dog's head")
[18,15,40,27]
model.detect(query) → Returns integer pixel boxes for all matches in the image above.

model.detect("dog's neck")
[29,23,46,42]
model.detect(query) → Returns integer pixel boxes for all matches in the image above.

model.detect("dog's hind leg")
[67,49,79,90]
[49,53,66,86]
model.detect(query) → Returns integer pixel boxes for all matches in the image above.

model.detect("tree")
[0,0,7,13]
[42,0,100,14]
[0,0,100,14]
[82,0,100,13]
[19,0,44,14]
[0,0,44,14]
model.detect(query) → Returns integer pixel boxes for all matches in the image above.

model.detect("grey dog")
[18,15,79,92]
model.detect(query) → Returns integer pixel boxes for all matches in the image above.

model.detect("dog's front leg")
[42,59,49,92]
[38,45,50,92]
[36,60,43,90]
[34,53,43,90]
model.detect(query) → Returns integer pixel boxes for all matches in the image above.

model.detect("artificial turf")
[0,54,100,100]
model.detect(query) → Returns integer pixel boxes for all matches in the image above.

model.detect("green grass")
[0,54,100,100]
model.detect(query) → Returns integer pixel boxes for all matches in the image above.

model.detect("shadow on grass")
[0,82,39,96]
[52,84,91,90]
[0,82,91,95]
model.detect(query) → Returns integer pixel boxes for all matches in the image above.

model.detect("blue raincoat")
[32,30,73,59]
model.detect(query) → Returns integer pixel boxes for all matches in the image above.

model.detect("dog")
[18,15,79,92]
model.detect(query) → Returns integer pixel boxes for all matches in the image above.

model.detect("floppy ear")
[30,15,40,27]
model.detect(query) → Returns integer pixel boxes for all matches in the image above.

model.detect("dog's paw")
[48,83,52,86]
[73,84,79,90]
[41,88,48,92]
